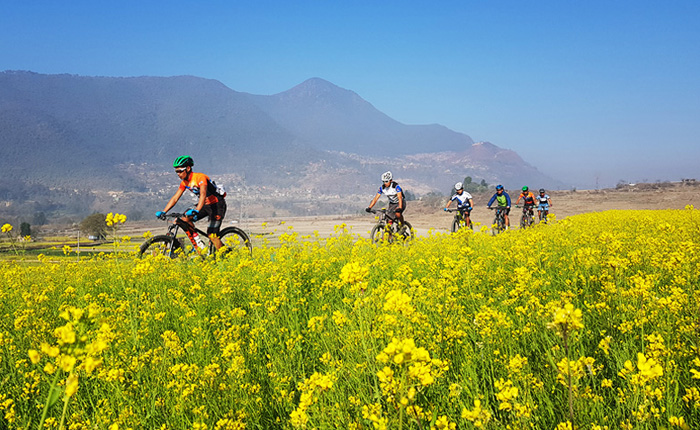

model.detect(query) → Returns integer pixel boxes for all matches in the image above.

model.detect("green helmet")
[173,155,194,168]
[522,186,528,192]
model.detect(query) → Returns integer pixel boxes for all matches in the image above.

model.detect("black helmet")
[539,188,545,193]
[173,155,194,168]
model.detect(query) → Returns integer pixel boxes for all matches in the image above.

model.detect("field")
[1,186,700,429]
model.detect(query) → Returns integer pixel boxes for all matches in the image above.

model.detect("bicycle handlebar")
[158,212,186,220]
[367,208,387,214]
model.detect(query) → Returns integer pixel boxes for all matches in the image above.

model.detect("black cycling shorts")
[199,199,227,235]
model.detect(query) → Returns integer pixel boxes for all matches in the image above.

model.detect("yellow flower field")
[1,209,699,429]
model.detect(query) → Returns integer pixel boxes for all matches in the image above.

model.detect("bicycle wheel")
[371,223,391,244]
[138,235,182,258]
[520,215,527,229]
[451,217,461,233]
[218,227,253,255]
[398,221,414,242]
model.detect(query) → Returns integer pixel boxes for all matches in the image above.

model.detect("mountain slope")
[246,77,474,155]
[0,70,562,218]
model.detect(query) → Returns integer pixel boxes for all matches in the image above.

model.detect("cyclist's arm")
[195,185,207,212]
[548,198,552,206]
[397,191,404,210]
[505,193,512,207]
[368,193,381,209]
[468,198,474,208]
[445,199,453,209]
[163,187,186,213]
[515,195,522,204]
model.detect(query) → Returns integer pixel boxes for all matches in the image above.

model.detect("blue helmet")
[496,184,504,191]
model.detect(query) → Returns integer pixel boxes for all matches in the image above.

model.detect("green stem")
[38,371,61,428]
[563,329,574,426]
[58,392,70,430]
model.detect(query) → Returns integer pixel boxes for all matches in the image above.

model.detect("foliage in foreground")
[1,209,700,429]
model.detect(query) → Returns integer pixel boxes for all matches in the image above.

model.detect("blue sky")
[2,0,699,188]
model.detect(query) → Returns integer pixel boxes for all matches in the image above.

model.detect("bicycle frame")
[162,214,214,255]
[446,208,472,231]
[368,208,413,243]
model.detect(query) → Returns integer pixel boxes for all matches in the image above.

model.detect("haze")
[2,0,699,188]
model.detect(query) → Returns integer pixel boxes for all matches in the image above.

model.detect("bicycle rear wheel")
[398,221,414,241]
[138,235,182,258]
[218,227,253,255]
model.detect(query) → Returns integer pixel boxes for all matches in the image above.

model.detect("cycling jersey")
[178,172,221,206]
[377,181,403,204]
[487,191,511,208]
[517,191,536,206]
[537,194,550,205]
[450,191,473,207]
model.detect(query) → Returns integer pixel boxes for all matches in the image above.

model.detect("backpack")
[209,180,227,199]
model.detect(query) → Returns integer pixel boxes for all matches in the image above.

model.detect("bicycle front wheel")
[451,217,460,233]
[371,223,391,244]
[138,235,182,258]
[219,227,253,255]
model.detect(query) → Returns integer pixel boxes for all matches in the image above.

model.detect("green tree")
[80,213,107,240]
[20,222,31,237]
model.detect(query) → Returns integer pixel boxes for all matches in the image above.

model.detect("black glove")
[365,207,372,213]
[396,207,404,213]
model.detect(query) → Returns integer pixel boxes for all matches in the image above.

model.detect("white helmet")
[454,182,463,190]
[381,171,393,182]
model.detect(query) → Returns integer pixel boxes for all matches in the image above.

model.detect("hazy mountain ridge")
[0,70,561,220]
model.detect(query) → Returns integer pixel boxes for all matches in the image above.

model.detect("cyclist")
[515,186,536,218]
[156,155,226,250]
[444,182,474,227]
[486,185,511,229]
[366,171,406,226]
[536,188,552,222]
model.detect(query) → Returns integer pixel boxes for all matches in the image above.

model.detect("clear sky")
[2,0,699,188]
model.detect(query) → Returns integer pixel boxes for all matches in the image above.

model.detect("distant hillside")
[0,70,562,220]
[244,77,474,155]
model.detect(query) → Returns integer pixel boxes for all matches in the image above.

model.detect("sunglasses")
[175,168,187,173]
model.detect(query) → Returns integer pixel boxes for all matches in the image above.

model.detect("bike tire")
[399,221,414,241]
[371,223,391,244]
[138,235,182,259]
[451,217,460,233]
[218,227,253,255]
[492,214,506,235]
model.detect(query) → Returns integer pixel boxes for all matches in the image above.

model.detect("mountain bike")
[138,212,252,258]
[488,206,507,235]
[368,208,414,244]
[446,208,473,232]
[538,204,549,224]
[516,205,535,229]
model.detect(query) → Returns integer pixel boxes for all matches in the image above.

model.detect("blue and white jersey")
[450,191,473,207]
[377,182,403,204]
[537,194,550,205]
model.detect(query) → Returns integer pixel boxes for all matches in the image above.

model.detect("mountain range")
[0,70,562,220]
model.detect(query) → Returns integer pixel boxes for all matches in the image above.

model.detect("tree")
[80,213,107,239]
[20,222,31,237]
[463,176,473,185]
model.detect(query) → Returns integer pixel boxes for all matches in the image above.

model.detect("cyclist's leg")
[504,207,510,227]
[205,200,226,249]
